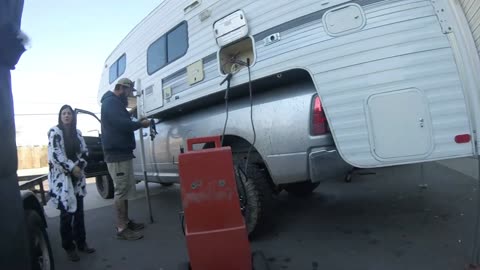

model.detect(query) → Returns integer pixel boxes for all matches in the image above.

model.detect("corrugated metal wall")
[459,0,480,56]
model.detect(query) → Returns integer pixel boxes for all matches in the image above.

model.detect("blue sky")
[12,0,161,145]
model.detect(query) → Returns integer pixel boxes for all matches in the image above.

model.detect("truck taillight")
[311,95,329,135]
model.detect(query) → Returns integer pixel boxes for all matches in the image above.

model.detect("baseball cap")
[116,78,136,91]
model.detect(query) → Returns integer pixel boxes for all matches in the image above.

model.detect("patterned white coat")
[47,126,88,213]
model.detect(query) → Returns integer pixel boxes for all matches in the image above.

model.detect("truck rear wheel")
[96,174,114,199]
[25,210,55,270]
[235,162,273,237]
[284,181,320,196]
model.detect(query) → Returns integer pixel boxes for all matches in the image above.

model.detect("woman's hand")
[72,166,82,178]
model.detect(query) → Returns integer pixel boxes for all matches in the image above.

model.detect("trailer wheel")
[283,181,320,197]
[96,174,114,199]
[235,162,274,237]
[25,210,55,270]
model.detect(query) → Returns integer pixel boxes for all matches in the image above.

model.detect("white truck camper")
[95,0,480,234]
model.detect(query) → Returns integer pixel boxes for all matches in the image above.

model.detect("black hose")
[244,59,256,175]
[220,73,233,146]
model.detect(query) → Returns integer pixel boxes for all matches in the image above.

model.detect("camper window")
[109,54,127,83]
[147,36,167,74]
[118,55,126,77]
[147,21,188,75]
[109,62,117,83]
[167,22,188,63]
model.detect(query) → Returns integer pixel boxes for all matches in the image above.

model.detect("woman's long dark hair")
[57,105,81,156]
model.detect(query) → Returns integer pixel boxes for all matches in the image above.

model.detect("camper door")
[142,82,164,116]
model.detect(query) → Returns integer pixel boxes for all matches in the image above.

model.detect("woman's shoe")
[78,243,96,254]
[66,249,80,261]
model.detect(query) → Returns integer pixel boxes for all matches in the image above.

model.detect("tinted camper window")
[118,55,126,77]
[147,21,188,75]
[147,36,167,74]
[167,22,188,62]
[109,62,118,83]
[109,54,127,83]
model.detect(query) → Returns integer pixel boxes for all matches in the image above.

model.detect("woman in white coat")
[47,104,95,261]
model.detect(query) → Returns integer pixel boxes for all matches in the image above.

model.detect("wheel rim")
[33,231,51,270]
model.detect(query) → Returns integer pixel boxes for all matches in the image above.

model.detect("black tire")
[283,181,320,197]
[160,182,174,187]
[235,162,274,237]
[96,174,114,199]
[25,210,55,270]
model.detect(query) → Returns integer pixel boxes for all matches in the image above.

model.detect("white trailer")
[96,0,480,234]
[99,0,480,168]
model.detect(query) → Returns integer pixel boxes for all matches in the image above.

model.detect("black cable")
[219,57,256,174]
[244,58,256,175]
[220,73,233,146]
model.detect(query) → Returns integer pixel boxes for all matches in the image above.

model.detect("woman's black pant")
[59,195,86,251]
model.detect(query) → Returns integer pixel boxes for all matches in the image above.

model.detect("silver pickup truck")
[91,0,480,236]
[84,70,352,235]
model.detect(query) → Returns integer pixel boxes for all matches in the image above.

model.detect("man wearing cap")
[101,78,150,240]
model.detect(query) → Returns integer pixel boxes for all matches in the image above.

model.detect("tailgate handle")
[186,136,221,151]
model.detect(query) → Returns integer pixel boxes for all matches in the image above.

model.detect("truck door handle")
[143,133,148,137]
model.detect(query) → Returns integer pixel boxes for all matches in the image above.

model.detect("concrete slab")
[46,162,480,270]
[436,157,478,180]
[46,184,188,270]
[44,180,167,218]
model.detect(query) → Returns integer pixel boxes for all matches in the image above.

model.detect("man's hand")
[140,119,150,128]
[72,166,82,178]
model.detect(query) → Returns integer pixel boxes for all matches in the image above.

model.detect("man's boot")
[115,199,143,240]
[66,249,80,261]
[124,200,145,232]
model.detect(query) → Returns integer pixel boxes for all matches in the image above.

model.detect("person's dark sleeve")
[103,100,143,132]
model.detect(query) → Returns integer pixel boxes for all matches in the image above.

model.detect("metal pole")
[420,162,424,183]
[136,79,153,223]
[139,129,154,224]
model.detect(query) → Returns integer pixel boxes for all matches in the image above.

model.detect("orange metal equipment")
[179,136,252,270]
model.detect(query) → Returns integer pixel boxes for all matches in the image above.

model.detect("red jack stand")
[178,136,268,270]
